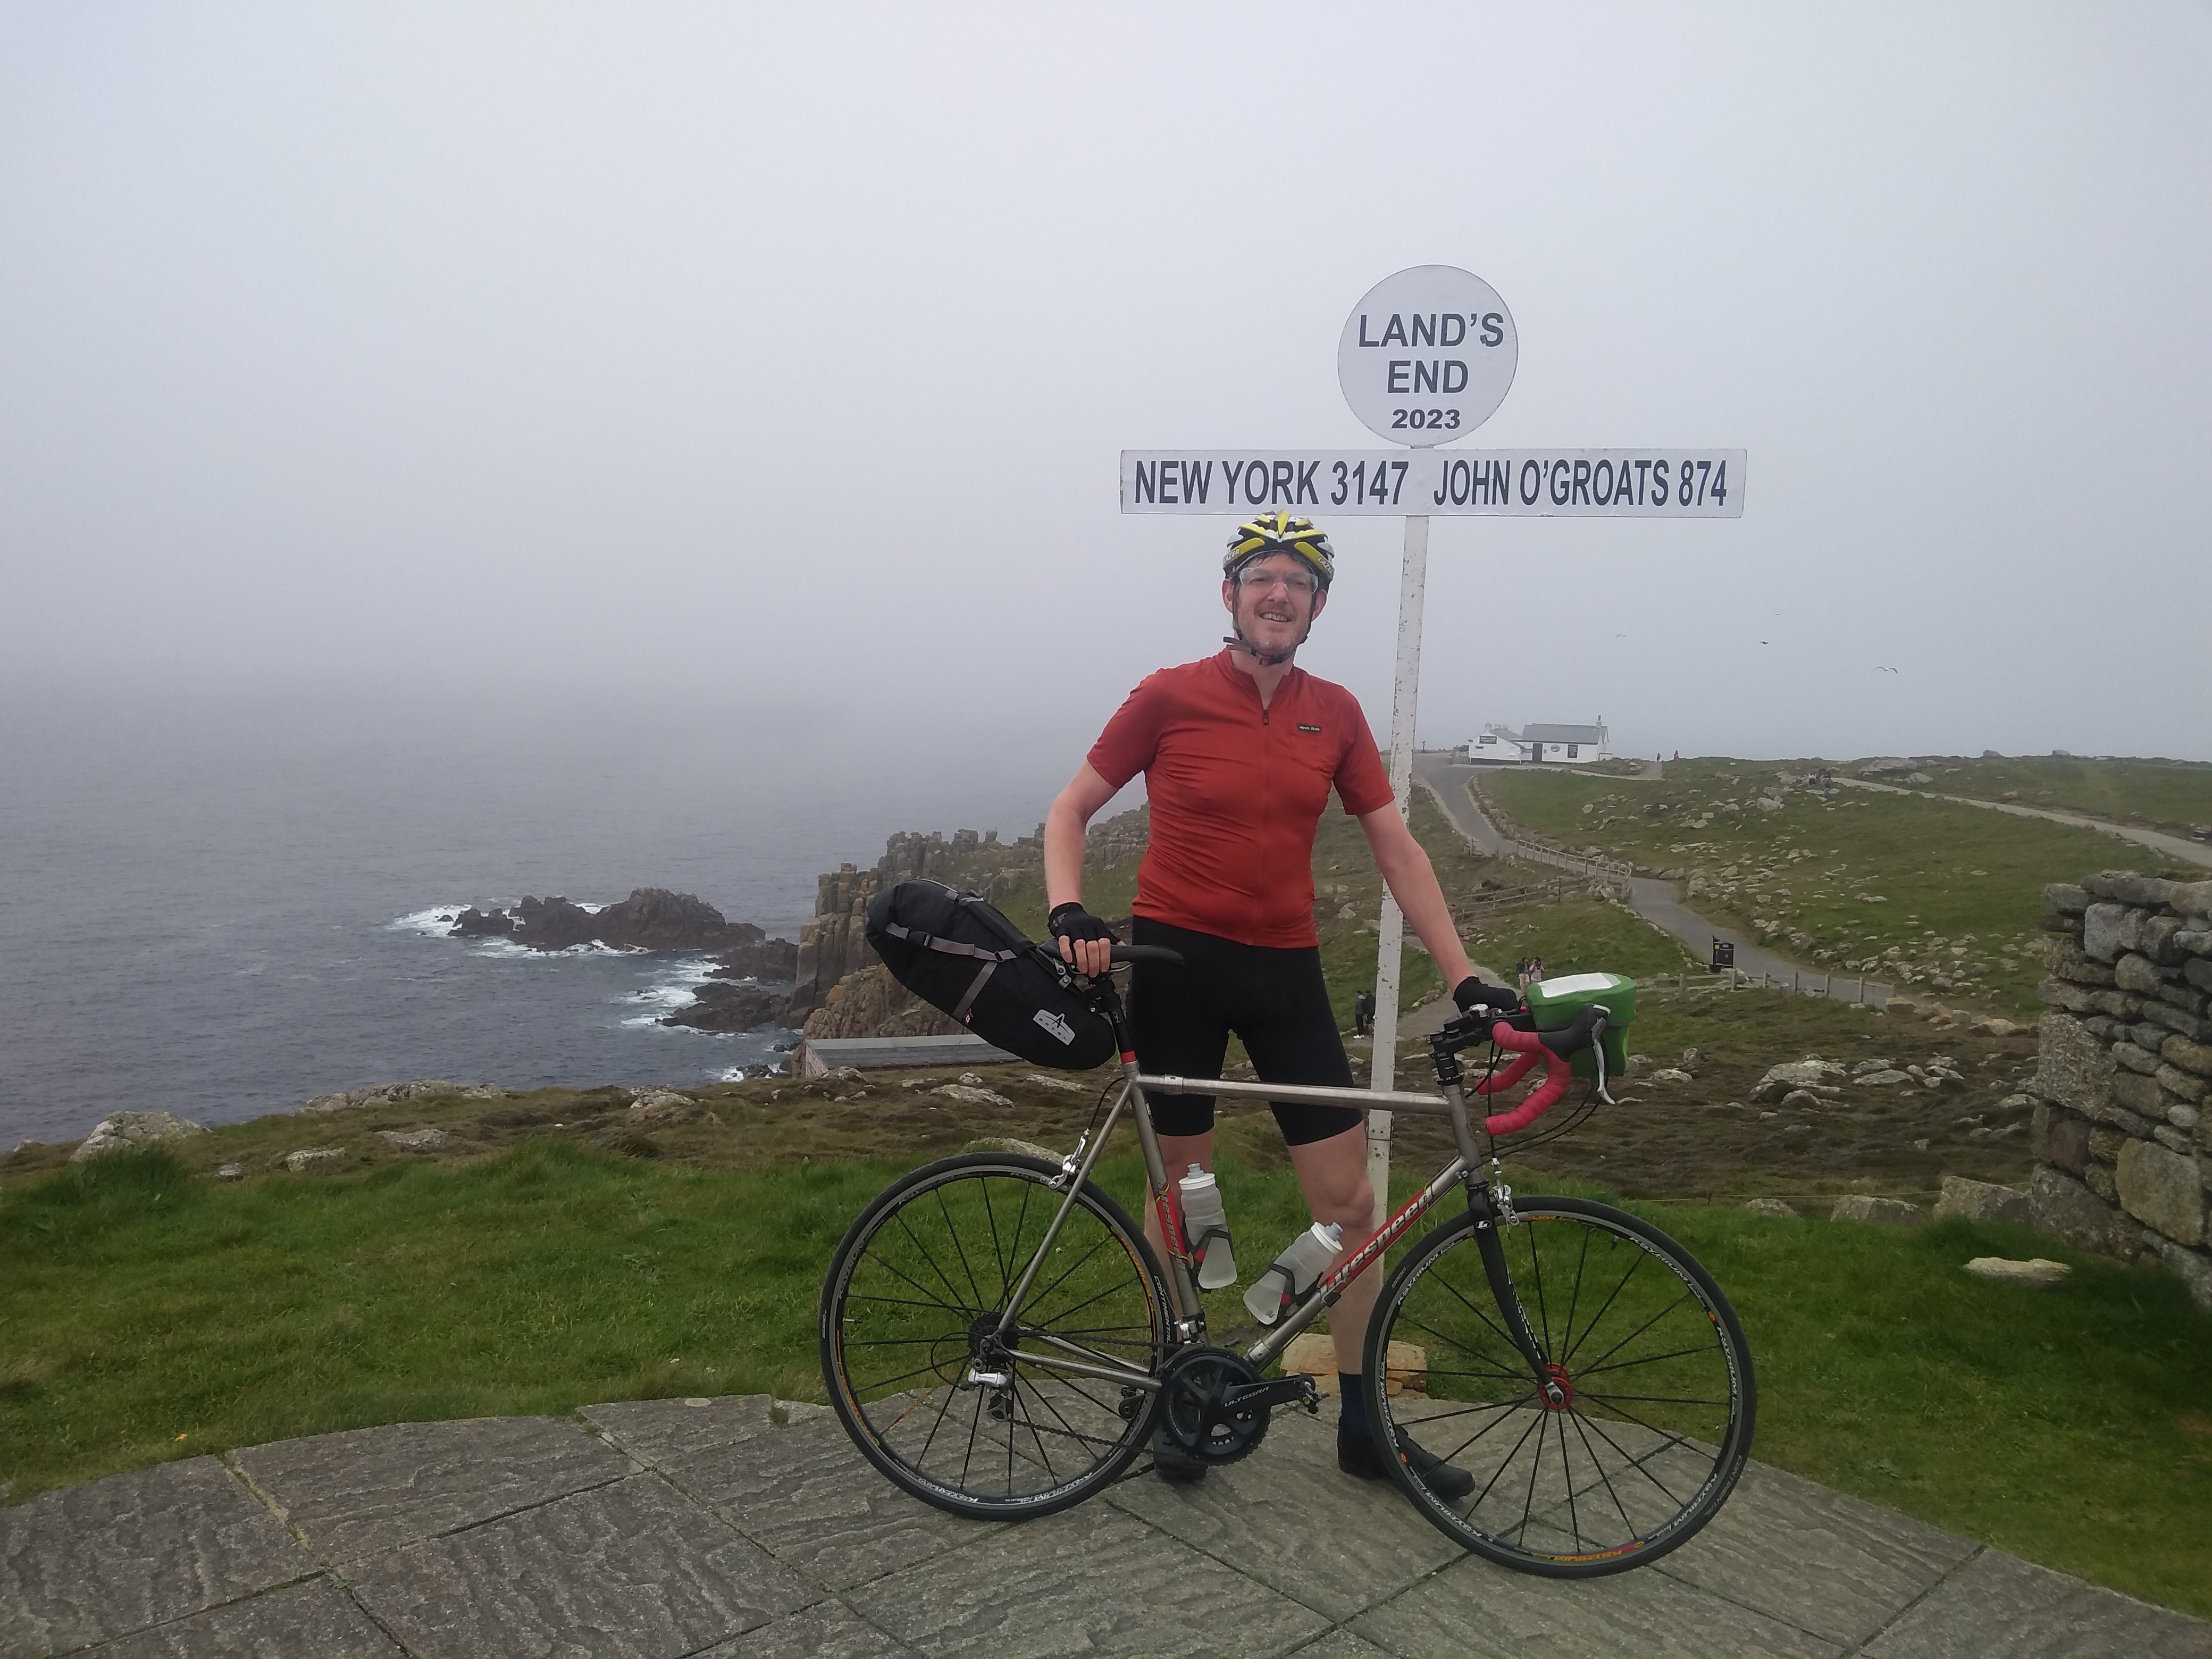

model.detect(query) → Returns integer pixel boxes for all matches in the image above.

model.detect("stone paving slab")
[1103,1408,1463,1623]
[81,1576,402,1658]
[342,1471,815,1659]
[842,1498,1332,1657]
[1352,1548,1846,1658]
[578,1394,829,1471]
[1652,1457,1979,1646]
[230,1415,631,1565]
[1861,1548,2212,1659]
[9,1394,2211,1658]
[653,1415,976,1591]
[0,1456,310,1659]
[696,1599,915,1658]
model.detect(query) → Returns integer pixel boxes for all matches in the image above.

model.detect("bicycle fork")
[1465,1181,1567,1407]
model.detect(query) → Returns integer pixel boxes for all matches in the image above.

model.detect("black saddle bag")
[864,879,1118,1070]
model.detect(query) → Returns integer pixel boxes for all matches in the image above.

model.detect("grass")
[3,1143,2207,1618]
[1864,754,2212,840]
[1480,759,2168,1015]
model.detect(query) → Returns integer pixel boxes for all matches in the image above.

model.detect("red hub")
[1539,1361,1576,1411]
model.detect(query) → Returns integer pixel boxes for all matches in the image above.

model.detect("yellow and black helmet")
[1224,513,1335,589]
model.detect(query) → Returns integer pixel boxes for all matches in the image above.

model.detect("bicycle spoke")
[1369,1201,1753,1576]
[828,1160,1167,1519]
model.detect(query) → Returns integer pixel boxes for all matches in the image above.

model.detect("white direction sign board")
[1338,265,1518,442]
[1122,449,1745,516]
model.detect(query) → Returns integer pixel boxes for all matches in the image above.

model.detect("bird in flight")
[1876,666,1899,675]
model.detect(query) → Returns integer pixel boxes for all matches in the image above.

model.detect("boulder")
[378,1127,452,1152]
[1742,1197,1797,1217]
[2116,1139,2203,1246]
[300,1080,497,1114]
[1971,1017,2022,1038]
[2082,903,2142,963]
[1754,1059,1848,1094]
[1934,1176,2031,1228]
[212,1161,248,1182]
[284,1147,347,1172]
[1963,1258,2069,1288]
[627,1090,703,1126]
[2083,872,2174,908]
[1831,1196,1925,1226]
[2152,1237,2212,1312]
[2026,1167,2130,1256]
[1858,758,1915,777]
[1024,1074,1093,1094]
[1778,1090,1825,1111]
[2032,1015,2114,1118]
[713,936,800,981]
[933,1083,1014,1108]
[1645,1068,1695,1086]
[71,1111,209,1162]
[1851,1069,1911,1087]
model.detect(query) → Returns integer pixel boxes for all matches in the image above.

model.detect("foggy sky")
[3,2,2208,768]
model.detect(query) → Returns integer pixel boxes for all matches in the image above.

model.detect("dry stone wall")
[2029,870,2212,1309]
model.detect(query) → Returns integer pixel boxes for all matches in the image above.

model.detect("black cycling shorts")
[1128,916,1364,1148]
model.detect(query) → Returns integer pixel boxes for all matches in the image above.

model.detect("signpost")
[1120,265,1745,1229]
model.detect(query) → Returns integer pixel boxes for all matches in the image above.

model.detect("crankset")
[1156,1346,1320,1468]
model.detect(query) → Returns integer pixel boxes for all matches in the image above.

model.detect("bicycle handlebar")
[1474,1004,1606,1136]
[1107,943,1184,966]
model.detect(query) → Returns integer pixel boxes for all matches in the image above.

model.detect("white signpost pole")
[1336,266,1519,1233]
[1362,510,1428,1229]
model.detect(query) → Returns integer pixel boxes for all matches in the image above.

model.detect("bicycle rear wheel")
[1364,1195,1754,1577]
[820,1152,1170,1520]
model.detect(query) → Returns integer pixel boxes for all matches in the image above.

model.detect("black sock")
[1338,1375,1368,1437]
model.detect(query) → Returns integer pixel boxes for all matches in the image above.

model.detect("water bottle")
[1176,1165,1237,1290]
[1243,1221,1344,1327]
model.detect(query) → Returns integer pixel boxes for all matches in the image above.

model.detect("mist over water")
[0,689,1076,1149]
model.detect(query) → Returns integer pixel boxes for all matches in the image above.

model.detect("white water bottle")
[1243,1221,1344,1327]
[1177,1166,1237,1290]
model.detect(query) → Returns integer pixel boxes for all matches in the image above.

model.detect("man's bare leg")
[1286,1123,1378,1372]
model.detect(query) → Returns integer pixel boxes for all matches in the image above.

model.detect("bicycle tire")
[820,1152,1171,1520]
[1363,1195,1755,1577]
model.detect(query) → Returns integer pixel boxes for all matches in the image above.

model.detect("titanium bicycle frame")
[981,996,1562,1406]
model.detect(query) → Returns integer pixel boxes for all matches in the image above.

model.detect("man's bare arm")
[1045,763,1120,975]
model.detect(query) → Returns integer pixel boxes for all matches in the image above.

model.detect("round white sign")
[1337,266,1518,446]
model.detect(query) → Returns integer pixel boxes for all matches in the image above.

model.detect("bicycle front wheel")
[820,1153,1170,1520]
[1364,1195,1755,1577]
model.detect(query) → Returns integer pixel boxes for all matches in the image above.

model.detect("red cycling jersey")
[1086,651,1394,949]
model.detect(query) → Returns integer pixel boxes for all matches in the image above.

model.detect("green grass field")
[1480,760,2166,1015]
[1864,755,2212,840]
[4,1144,2207,1618]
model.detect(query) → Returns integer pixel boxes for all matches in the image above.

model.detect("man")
[1042,512,1516,1491]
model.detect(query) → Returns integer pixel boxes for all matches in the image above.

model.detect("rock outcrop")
[71,1111,208,1162]
[451,889,795,957]
[660,982,793,1032]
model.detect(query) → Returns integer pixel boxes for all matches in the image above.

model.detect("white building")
[1461,720,1610,764]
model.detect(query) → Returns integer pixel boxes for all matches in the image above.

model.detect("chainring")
[1158,1346,1272,1467]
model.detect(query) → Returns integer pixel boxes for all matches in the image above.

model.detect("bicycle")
[818,944,1755,1578]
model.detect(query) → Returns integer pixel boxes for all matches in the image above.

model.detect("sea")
[0,690,1072,1151]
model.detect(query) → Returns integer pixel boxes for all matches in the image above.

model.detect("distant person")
[1530,956,1545,986]
[1352,987,1375,1038]
[1044,510,1514,1495]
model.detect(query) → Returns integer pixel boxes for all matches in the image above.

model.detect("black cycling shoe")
[1338,1422,1476,1501]
[1152,1425,1209,1483]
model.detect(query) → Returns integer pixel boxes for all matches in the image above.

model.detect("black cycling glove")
[1453,977,1522,1016]
[1048,902,1116,945]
